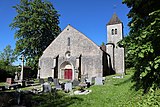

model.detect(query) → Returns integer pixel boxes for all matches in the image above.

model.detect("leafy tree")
[0,45,16,65]
[118,35,135,69]
[120,0,160,92]
[0,45,17,81]
[10,0,61,69]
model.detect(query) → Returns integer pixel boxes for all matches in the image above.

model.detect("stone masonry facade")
[38,25,103,80]
[37,14,125,80]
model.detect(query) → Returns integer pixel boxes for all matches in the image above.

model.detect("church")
[37,13,125,80]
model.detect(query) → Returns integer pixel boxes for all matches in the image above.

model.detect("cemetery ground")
[0,68,160,107]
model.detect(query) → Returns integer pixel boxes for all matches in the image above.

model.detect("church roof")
[107,13,122,25]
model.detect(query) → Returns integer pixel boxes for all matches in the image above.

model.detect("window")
[65,51,71,58]
[115,29,117,34]
[68,37,70,46]
[111,29,114,35]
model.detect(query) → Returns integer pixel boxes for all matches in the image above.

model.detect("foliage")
[0,92,14,107]
[0,45,17,81]
[10,0,61,70]
[138,88,160,107]
[0,45,16,66]
[118,36,135,68]
[0,66,17,82]
[101,42,105,46]
[120,0,160,92]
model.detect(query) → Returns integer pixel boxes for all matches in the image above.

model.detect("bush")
[138,88,160,107]
[0,66,16,82]
[0,92,16,107]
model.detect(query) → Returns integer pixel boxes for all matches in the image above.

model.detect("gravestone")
[80,77,86,83]
[43,82,51,92]
[53,78,62,90]
[53,78,59,86]
[48,77,53,82]
[91,77,96,85]
[26,81,34,86]
[81,75,87,83]
[72,79,80,87]
[95,77,103,85]
[64,82,72,92]
[6,78,12,84]
[39,79,45,84]
[5,84,21,90]
[55,84,62,90]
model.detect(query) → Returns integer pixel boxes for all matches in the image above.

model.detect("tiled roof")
[107,13,122,25]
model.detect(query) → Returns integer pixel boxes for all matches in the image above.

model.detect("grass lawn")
[34,73,145,107]
[0,82,6,86]
[67,74,141,107]
[1,71,160,107]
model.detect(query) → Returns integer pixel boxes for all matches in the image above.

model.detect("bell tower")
[106,13,125,74]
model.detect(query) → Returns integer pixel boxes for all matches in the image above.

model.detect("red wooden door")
[64,69,72,79]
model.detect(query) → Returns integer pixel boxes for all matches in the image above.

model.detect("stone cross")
[20,54,24,81]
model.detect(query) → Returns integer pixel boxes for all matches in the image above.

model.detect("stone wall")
[39,25,104,79]
[115,47,125,74]
[106,23,125,74]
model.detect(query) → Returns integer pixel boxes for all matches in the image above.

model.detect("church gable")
[41,25,102,58]
[38,14,125,80]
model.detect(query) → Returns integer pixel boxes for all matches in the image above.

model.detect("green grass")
[0,82,6,86]
[34,74,144,107]
[68,74,141,107]
[1,71,160,107]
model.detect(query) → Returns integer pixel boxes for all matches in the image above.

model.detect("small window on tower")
[68,37,70,46]
[111,29,114,35]
[115,29,117,34]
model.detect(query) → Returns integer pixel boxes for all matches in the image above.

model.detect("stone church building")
[37,14,125,80]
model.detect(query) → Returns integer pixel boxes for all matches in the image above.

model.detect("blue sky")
[0,0,130,64]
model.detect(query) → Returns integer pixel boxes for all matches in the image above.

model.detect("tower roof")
[107,13,122,25]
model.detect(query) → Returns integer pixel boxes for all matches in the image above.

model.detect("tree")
[120,0,160,92]
[0,45,17,81]
[0,45,16,66]
[10,0,61,69]
[118,35,135,69]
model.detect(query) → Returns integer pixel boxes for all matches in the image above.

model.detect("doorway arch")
[60,61,74,80]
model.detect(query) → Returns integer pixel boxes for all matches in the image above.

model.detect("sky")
[0,0,130,65]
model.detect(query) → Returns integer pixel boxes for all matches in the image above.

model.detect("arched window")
[115,29,117,34]
[111,29,114,35]
[68,37,70,46]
